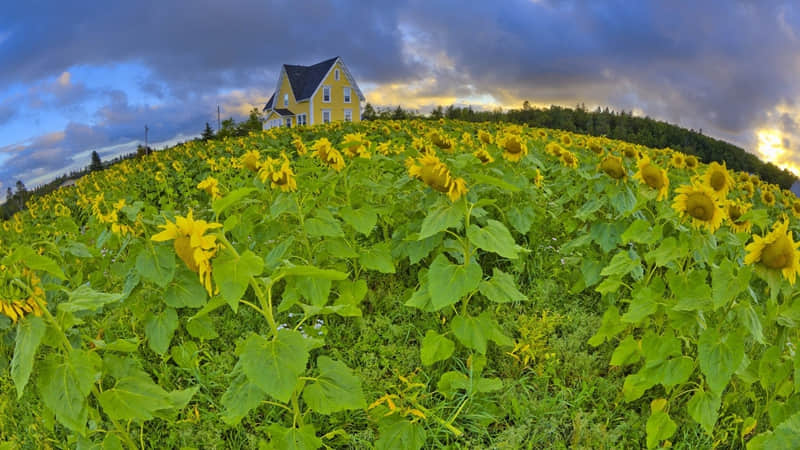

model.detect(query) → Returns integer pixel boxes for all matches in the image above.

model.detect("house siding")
[311,61,361,125]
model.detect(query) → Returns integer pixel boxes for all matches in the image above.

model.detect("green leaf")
[687,388,721,435]
[622,279,664,323]
[144,308,179,355]
[698,328,745,395]
[11,316,46,399]
[600,250,640,278]
[418,203,463,240]
[588,306,626,347]
[212,188,255,217]
[213,249,264,311]
[294,276,332,307]
[359,243,396,273]
[622,370,658,402]
[37,349,100,433]
[265,236,296,270]
[574,198,604,221]
[164,267,207,308]
[268,424,323,450]
[221,364,266,425]
[478,268,527,303]
[437,371,470,400]
[427,255,482,310]
[239,330,311,403]
[646,409,677,449]
[610,335,641,367]
[507,205,536,234]
[304,208,344,238]
[451,311,512,354]
[645,237,681,267]
[136,245,175,288]
[170,341,198,369]
[668,269,712,311]
[737,301,765,344]
[622,220,662,245]
[58,285,124,314]
[186,314,219,340]
[466,219,523,259]
[279,265,348,280]
[339,207,378,235]
[712,260,750,310]
[747,411,800,450]
[94,338,139,353]
[97,373,179,422]
[9,247,67,280]
[590,222,623,253]
[303,356,366,414]
[375,419,427,450]
[332,279,367,317]
[471,172,521,192]
[420,330,455,366]
[404,233,442,265]
[65,242,94,258]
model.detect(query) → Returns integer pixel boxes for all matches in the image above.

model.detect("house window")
[297,114,307,126]
[335,69,340,81]
[322,110,331,124]
[322,86,331,103]
[284,93,289,107]
[343,87,351,103]
[285,117,292,127]
[344,109,352,122]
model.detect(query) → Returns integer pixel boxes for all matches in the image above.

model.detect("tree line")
[362,102,797,189]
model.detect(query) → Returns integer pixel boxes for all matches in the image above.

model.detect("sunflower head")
[545,142,564,157]
[560,150,578,168]
[670,153,686,169]
[588,140,604,155]
[727,200,752,233]
[407,153,467,202]
[240,150,261,172]
[197,176,221,199]
[478,130,493,145]
[259,155,298,192]
[560,134,573,147]
[737,172,751,183]
[761,189,776,206]
[428,131,454,152]
[341,133,371,158]
[599,154,626,180]
[621,145,639,159]
[703,161,734,197]
[633,155,670,201]
[473,148,494,164]
[0,266,46,323]
[792,201,800,218]
[498,134,528,162]
[741,181,755,198]
[745,219,800,285]
[685,155,699,170]
[537,129,548,140]
[672,182,725,233]
[292,136,307,155]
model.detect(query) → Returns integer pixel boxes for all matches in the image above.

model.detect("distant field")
[1,119,798,449]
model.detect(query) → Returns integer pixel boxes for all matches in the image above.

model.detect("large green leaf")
[478,268,527,303]
[136,244,176,288]
[622,278,664,323]
[37,349,101,433]
[98,373,196,422]
[239,330,311,403]
[668,269,712,311]
[621,220,662,245]
[212,188,256,217]
[466,219,523,259]
[213,248,264,310]
[339,206,378,235]
[418,203,463,240]
[451,311,512,354]
[698,328,745,395]
[268,424,323,450]
[610,335,641,367]
[304,208,344,238]
[600,250,640,278]
[427,255,482,310]
[588,306,626,347]
[646,409,677,449]
[164,267,207,308]
[747,411,800,450]
[712,260,750,310]
[8,247,67,280]
[10,316,46,399]
[645,237,682,267]
[302,356,366,414]
[507,205,536,234]
[59,285,124,314]
[420,330,455,366]
[221,368,266,425]
[144,308,179,355]
[687,388,721,435]
[359,242,396,273]
[375,419,427,450]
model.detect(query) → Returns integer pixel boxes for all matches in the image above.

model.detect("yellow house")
[263,56,365,129]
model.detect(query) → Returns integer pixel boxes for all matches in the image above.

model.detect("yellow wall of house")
[311,61,361,125]
[270,71,311,126]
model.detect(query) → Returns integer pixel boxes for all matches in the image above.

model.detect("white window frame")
[344,109,352,122]
[284,93,289,107]
[285,117,292,127]
[335,69,340,81]
[297,114,307,126]
[343,87,351,103]
[322,85,331,103]
[322,109,331,124]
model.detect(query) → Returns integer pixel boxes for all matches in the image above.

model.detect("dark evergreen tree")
[201,122,215,141]
[90,151,103,172]
[361,103,377,121]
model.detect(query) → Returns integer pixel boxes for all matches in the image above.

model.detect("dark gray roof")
[263,93,275,111]
[285,57,339,101]
[273,108,295,116]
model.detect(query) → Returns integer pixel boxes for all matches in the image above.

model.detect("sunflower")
[588,140,604,155]
[292,136,307,155]
[152,210,222,295]
[428,131,453,152]
[750,174,761,186]
[761,189,776,206]
[599,154,626,180]
[473,148,494,164]
[621,145,639,159]
[497,134,528,162]
[672,183,725,233]
[259,155,298,192]
[310,137,346,172]
[545,142,564,157]
[560,134,572,147]
[197,176,222,200]
[792,201,800,218]
[685,155,699,170]
[240,150,261,172]
[536,130,548,140]
[745,219,800,285]
[726,200,752,233]
[737,172,751,183]
[478,130,493,145]
[341,133,372,158]
[741,181,755,198]
[0,267,46,323]
[670,153,686,169]
[534,169,544,187]
[406,153,467,202]
[633,155,670,201]
[703,161,734,198]
[560,151,578,168]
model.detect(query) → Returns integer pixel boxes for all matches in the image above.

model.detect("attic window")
[323,86,331,103]
[284,93,289,107]
[335,69,340,81]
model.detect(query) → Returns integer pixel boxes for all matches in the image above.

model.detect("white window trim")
[335,69,340,80]
[297,113,307,126]
[321,109,331,124]
[322,85,331,103]
[284,93,289,107]
[344,109,352,122]
[343,87,351,103]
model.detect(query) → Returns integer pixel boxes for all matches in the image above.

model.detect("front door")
[285,117,292,128]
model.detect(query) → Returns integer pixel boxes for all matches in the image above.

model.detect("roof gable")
[264,56,364,111]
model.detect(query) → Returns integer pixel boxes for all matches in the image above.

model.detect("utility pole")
[217,105,221,132]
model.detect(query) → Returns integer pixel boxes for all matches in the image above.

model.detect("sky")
[2,0,800,192]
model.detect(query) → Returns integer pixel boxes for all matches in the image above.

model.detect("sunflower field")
[1,119,800,448]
